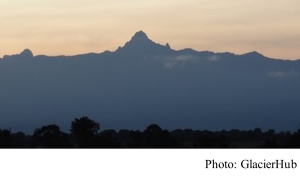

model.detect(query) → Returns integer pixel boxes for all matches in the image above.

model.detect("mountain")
[2,49,34,60]
[1,31,300,133]
[115,30,173,57]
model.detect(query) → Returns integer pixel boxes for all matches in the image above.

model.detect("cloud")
[207,55,220,62]
[267,70,298,78]
[153,54,196,68]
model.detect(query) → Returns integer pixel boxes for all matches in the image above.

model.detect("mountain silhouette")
[20,49,34,58]
[2,49,34,60]
[115,30,173,57]
[1,31,300,133]
[128,31,151,43]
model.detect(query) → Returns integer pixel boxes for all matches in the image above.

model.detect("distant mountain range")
[1,31,300,133]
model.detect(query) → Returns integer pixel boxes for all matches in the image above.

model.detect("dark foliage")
[70,116,100,148]
[32,124,70,148]
[1,117,300,148]
[0,129,13,148]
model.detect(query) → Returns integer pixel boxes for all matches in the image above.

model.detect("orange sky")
[1,0,300,60]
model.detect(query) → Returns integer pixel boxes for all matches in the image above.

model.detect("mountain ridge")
[1,31,298,61]
[1,31,300,133]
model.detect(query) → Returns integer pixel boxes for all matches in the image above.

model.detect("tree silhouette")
[33,124,69,148]
[0,129,13,148]
[13,132,29,148]
[70,116,100,147]
[143,124,170,148]
[2,120,300,148]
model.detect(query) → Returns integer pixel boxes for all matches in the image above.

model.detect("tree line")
[0,116,300,148]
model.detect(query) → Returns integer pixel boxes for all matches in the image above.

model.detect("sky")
[1,0,300,60]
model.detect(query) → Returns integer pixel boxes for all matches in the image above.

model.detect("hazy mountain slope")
[1,31,300,133]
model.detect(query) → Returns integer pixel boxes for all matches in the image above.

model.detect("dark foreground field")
[1,117,300,148]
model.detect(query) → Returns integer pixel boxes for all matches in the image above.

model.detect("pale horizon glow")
[1,0,300,60]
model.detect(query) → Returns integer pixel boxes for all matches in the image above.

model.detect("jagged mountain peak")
[116,31,173,55]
